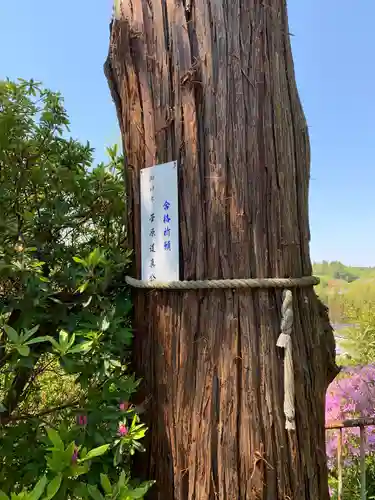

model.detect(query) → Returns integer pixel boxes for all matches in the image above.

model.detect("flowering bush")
[0,79,154,498]
[326,365,375,498]
[326,365,375,461]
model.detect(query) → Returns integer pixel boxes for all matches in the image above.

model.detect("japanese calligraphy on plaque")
[140,161,179,282]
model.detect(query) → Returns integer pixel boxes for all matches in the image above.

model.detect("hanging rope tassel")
[276,290,295,431]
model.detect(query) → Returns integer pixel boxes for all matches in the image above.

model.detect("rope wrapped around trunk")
[125,275,318,289]
[126,275,319,431]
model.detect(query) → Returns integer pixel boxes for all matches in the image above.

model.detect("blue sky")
[1,1,374,266]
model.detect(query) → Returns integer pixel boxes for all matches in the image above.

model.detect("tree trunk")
[105,1,339,498]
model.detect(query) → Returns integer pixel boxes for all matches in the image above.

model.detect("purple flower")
[118,423,128,436]
[72,445,79,463]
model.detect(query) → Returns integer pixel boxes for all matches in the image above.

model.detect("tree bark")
[105,1,339,498]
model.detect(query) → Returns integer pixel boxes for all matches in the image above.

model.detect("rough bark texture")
[105,1,339,498]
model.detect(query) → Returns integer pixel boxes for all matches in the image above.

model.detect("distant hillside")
[313,261,375,319]
[312,262,375,361]
[313,261,375,284]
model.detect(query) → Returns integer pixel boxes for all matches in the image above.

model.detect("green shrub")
[329,454,375,499]
[0,78,153,498]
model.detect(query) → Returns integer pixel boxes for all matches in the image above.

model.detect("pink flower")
[72,445,79,463]
[76,415,87,426]
[118,423,128,436]
[119,401,129,411]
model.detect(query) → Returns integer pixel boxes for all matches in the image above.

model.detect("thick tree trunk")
[105,1,339,498]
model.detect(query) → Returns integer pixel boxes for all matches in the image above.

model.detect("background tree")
[105,2,338,499]
[335,280,375,364]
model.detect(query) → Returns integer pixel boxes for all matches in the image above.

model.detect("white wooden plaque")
[140,161,179,282]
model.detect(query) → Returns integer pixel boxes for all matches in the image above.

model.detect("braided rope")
[125,275,319,290]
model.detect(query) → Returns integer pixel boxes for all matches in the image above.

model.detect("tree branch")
[0,400,80,425]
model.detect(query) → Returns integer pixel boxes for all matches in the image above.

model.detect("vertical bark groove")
[105,1,339,498]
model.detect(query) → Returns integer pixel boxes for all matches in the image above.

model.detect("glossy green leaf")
[25,336,50,345]
[77,282,88,294]
[68,341,92,354]
[42,474,62,500]
[29,475,47,500]
[73,256,86,265]
[46,428,64,451]
[87,485,104,500]
[127,481,156,499]
[100,474,112,495]
[79,444,109,462]
[101,317,110,332]
[15,344,30,357]
[59,330,69,347]
[22,324,40,342]
[3,325,19,343]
